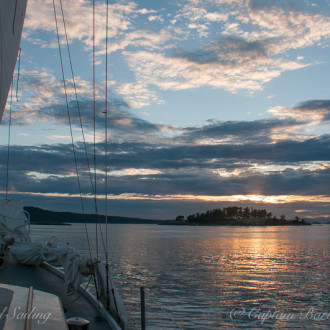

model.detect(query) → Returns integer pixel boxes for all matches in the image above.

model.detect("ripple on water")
[31,224,330,329]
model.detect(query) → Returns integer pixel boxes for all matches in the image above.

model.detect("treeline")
[183,206,284,224]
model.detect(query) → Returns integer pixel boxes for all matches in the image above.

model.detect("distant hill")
[24,206,160,225]
[305,217,330,224]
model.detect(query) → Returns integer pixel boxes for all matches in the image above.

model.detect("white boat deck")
[0,283,68,330]
[0,254,116,329]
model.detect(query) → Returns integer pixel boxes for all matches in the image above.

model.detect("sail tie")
[16,48,21,102]
[12,0,19,35]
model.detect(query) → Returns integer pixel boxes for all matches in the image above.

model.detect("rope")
[65,274,93,307]
[5,81,14,200]
[145,288,185,330]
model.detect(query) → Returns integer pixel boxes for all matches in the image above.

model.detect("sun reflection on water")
[31,224,329,329]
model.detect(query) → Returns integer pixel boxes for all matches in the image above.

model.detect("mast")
[0,0,28,122]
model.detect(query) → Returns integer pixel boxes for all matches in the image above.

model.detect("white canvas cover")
[10,237,70,266]
[0,199,29,245]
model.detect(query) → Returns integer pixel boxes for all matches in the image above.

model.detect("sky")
[1,0,330,221]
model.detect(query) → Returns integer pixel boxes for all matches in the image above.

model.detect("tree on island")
[176,215,185,221]
[173,206,310,226]
[183,206,286,225]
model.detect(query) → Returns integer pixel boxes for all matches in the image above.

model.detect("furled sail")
[0,0,28,121]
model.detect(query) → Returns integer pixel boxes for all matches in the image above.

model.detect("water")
[31,224,330,329]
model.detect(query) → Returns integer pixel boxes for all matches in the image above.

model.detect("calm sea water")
[31,224,330,329]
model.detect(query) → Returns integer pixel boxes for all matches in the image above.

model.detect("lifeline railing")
[140,286,184,330]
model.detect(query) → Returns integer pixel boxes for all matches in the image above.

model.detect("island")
[160,206,311,226]
[24,206,161,225]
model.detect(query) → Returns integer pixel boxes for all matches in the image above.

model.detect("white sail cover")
[0,0,28,121]
[0,199,29,244]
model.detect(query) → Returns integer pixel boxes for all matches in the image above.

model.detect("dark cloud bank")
[1,99,330,219]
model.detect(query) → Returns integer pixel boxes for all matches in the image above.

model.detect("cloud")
[3,137,330,199]
[11,97,162,137]
[130,0,326,94]
[173,3,228,37]
[269,100,330,122]
[244,0,330,54]
[115,82,160,108]
[21,0,330,104]
[2,96,330,218]
[24,0,172,62]
[4,67,166,135]
[175,37,268,64]
[148,15,164,22]
[177,0,330,55]
[3,68,96,125]
[108,29,172,53]
[182,118,297,144]
[5,0,330,219]
[124,36,307,93]
[24,0,137,49]
[2,123,330,198]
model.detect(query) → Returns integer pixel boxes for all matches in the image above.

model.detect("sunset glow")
[0,0,329,220]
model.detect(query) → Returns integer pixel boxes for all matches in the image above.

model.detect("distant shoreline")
[25,206,161,225]
[25,206,327,226]
[159,218,311,226]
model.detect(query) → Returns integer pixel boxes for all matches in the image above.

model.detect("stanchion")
[140,287,146,330]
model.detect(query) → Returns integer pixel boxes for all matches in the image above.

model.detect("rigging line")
[53,0,103,299]
[92,0,100,263]
[52,0,93,260]
[104,2,119,317]
[144,288,184,330]
[5,81,14,200]
[105,0,110,310]
[53,0,100,299]
[57,0,106,255]
[16,48,21,102]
